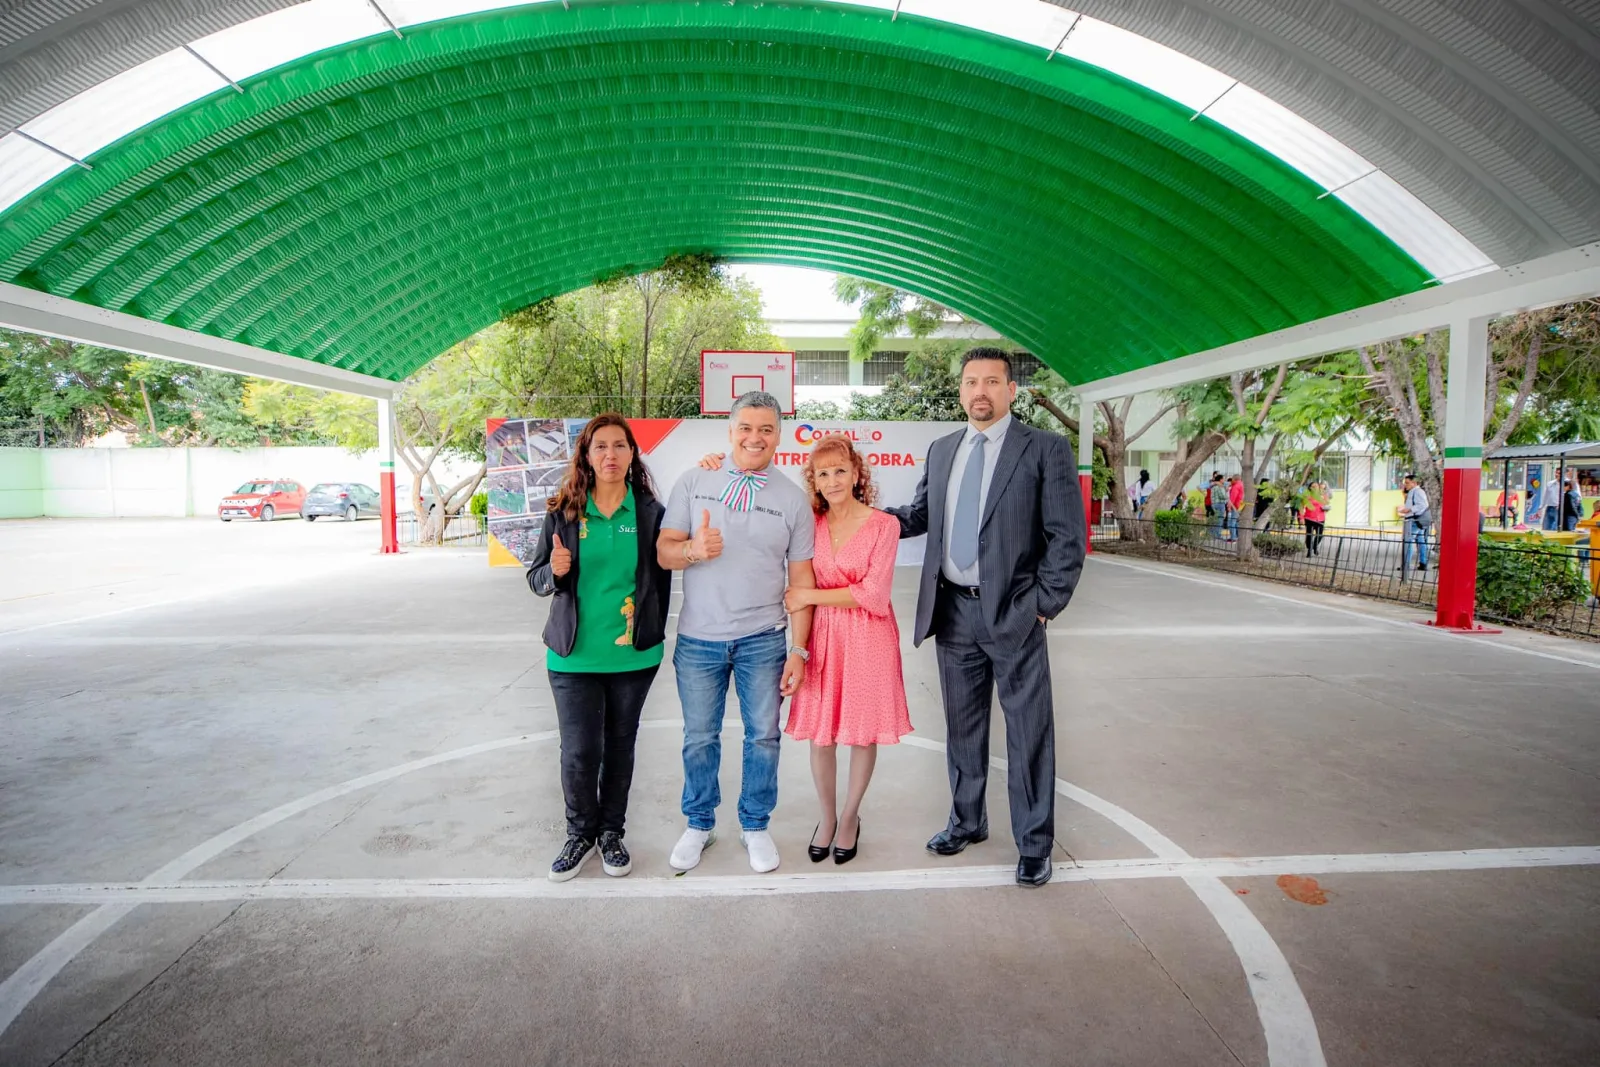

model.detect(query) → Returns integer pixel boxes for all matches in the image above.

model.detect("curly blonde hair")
[803,436,877,515]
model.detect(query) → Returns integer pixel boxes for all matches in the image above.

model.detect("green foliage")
[1153,508,1202,546]
[1475,537,1590,621]
[491,264,777,420]
[1186,488,1206,514]
[1091,447,1114,500]
[0,328,305,446]
[469,491,488,518]
[845,341,1040,424]
[832,276,950,363]
[794,400,844,420]
[1253,532,1306,559]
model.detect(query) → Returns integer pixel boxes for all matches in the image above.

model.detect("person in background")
[1133,469,1153,519]
[526,413,672,882]
[1562,476,1584,532]
[1397,473,1431,576]
[1207,473,1228,539]
[1253,477,1275,531]
[1542,477,1562,530]
[1496,487,1520,528]
[1302,481,1328,557]
[657,391,816,875]
[1226,475,1244,542]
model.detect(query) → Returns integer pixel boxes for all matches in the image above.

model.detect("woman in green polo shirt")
[527,414,671,882]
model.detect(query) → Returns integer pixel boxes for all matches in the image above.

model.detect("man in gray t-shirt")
[657,392,815,875]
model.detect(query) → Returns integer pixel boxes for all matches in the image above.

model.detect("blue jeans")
[674,625,787,832]
[1225,510,1239,540]
[1401,518,1429,570]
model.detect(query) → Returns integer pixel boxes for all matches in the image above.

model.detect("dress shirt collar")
[965,412,1013,447]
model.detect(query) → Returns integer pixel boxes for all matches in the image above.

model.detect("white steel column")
[1078,392,1095,549]
[1434,315,1491,629]
[378,396,399,554]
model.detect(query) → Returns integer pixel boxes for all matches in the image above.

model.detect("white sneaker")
[741,829,780,873]
[669,827,715,871]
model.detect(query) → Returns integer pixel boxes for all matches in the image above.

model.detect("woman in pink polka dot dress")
[781,436,912,865]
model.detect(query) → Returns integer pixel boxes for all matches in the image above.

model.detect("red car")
[218,478,306,522]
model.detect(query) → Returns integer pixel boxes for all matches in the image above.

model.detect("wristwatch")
[787,645,810,662]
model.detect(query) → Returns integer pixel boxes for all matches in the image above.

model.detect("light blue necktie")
[950,433,986,569]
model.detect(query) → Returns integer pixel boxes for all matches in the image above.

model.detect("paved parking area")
[2,518,1598,1066]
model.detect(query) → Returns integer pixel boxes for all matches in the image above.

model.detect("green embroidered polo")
[547,487,662,674]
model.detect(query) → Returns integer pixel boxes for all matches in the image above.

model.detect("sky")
[728,263,861,321]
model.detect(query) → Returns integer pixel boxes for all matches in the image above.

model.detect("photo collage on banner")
[485,417,589,565]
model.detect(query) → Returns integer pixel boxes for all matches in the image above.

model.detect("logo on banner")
[783,424,914,467]
[794,424,885,446]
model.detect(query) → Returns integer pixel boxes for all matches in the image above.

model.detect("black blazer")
[886,419,1086,646]
[525,487,672,658]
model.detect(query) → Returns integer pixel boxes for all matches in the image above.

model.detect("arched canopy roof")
[2,0,1580,385]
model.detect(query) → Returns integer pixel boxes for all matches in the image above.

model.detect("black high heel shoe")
[807,822,835,863]
[834,818,861,865]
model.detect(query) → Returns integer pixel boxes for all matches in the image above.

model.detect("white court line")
[1092,555,1600,671]
[9,624,1384,647]
[4,847,1595,905]
[900,735,1326,1067]
[0,720,1328,1065]
[1048,624,1384,638]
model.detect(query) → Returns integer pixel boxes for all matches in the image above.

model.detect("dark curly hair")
[803,436,877,516]
[547,413,656,520]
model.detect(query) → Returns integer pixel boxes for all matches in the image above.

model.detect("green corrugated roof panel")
[0,0,1432,384]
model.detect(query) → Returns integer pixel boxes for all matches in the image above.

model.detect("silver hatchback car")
[301,482,380,521]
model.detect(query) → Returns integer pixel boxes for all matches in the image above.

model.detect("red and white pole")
[1078,392,1094,554]
[1433,315,1490,629]
[378,396,399,555]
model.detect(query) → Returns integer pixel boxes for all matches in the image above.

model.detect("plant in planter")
[1153,508,1202,546]
[1253,532,1306,559]
[1476,537,1588,621]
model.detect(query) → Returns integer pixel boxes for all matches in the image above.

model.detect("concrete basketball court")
[2,518,1598,1067]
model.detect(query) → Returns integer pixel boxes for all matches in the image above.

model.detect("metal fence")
[1105,515,1598,639]
[397,511,487,547]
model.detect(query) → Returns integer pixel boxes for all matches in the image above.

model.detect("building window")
[863,351,908,385]
[1315,455,1347,490]
[795,350,848,386]
[1011,351,1044,382]
[1484,461,1525,490]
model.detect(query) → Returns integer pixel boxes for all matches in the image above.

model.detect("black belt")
[939,576,981,599]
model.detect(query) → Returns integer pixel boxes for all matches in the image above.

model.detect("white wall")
[11,447,480,518]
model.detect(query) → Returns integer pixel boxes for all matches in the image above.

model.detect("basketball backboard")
[700,350,796,415]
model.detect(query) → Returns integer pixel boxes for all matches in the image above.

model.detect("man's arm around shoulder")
[885,431,954,539]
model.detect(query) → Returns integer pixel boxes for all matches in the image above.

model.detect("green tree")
[505,254,778,418]
[1357,300,1600,520]
[251,259,778,543]
[832,276,952,364]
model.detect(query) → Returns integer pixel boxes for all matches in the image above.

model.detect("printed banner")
[484,416,966,567]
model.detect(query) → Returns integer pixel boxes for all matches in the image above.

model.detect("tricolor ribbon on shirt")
[719,468,769,512]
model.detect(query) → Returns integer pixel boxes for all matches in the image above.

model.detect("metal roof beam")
[1075,242,1600,401]
[0,281,396,399]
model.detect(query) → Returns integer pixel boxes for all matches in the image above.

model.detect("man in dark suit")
[886,348,1087,887]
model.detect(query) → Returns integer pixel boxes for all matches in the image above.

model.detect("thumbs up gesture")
[691,508,723,562]
[549,531,572,578]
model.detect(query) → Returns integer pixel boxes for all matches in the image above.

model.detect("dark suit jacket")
[886,419,1087,646]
